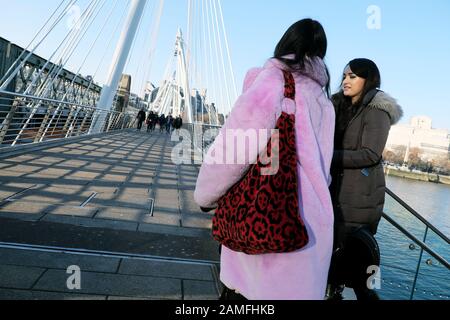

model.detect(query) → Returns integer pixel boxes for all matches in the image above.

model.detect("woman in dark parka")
[329,59,403,300]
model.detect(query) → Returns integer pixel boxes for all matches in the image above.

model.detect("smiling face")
[342,66,366,104]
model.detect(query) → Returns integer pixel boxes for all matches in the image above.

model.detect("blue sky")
[1,0,450,129]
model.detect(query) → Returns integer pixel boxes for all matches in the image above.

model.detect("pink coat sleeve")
[194,68,284,208]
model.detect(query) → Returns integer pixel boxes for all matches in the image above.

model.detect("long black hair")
[334,58,382,108]
[274,18,331,97]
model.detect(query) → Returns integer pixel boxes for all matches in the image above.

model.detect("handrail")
[0,89,99,111]
[386,187,450,245]
[0,90,137,147]
[382,212,450,270]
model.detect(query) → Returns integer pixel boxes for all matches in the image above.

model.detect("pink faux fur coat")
[194,57,336,300]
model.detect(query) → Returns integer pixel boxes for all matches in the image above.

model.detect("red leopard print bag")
[212,70,309,255]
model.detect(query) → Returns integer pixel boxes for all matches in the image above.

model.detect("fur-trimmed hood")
[368,91,403,125]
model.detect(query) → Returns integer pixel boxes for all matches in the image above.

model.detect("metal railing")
[183,122,222,156]
[377,188,449,300]
[385,188,450,245]
[0,90,137,148]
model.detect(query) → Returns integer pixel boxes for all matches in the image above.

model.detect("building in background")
[114,74,131,113]
[385,116,450,171]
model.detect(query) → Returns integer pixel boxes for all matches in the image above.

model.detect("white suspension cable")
[0,0,78,89]
[205,0,218,124]
[186,0,193,72]
[217,0,238,99]
[39,0,121,141]
[134,0,158,98]
[53,0,110,101]
[208,0,225,123]
[212,0,232,117]
[139,0,165,98]
[201,0,211,125]
[131,0,153,94]
[35,0,104,99]
[195,0,206,124]
[22,0,98,96]
[191,0,200,122]
[11,0,103,146]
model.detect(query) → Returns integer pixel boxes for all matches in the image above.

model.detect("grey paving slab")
[118,260,214,281]
[158,172,179,179]
[57,160,89,168]
[90,197,153,211]
[178,177,198,187]
[38,185,85,195]
[66,170,102,180]
[0,190,14,199]
[0,265,46,289]
[63,150,90,156]
[3,155,38,162]
[153,189,180,209]
[1,164,41,174]
[86,152,108,157]
[45,147,68,153]
[42,214,138,232]
[107,154,126,160]
[33,269,182,299]
[109,166,133,174]
[183,280,220,300]
[181,214,213,229]
[0,248,120,273]
[154,179,178,187]
[141,212,181,227]
[49,183,90,191]
[86,180,124,188]
[95,207,148,222]
[0,163,11,169]
[45,206,98,218]
[0,288,107,300]
[96,174,128,183]
[123,156,142,161]
[14,193,67,205]
[0,182,37,192]
[127,175,154,185]
[28,157,66,166]
[27,168,72,179]
[159,166,178,174]
[84,163,113,171]
[78,146,99,151]
[115,186,150,196]
[0,170,27,178]
[0,202,52,221]
[179,190,202,214]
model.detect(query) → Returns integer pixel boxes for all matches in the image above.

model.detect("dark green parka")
[330,90,403,235]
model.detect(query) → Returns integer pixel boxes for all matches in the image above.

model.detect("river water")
[374,176,449,300]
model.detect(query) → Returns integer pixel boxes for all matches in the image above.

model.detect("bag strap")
[282,70,296,100]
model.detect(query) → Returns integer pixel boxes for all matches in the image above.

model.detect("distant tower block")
[411,116,433,130]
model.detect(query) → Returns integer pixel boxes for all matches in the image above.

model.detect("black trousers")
[220,285,248,301]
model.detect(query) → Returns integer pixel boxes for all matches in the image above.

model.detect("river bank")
[384,166,450,186]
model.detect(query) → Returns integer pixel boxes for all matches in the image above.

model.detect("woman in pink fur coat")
[194,19,336,300]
